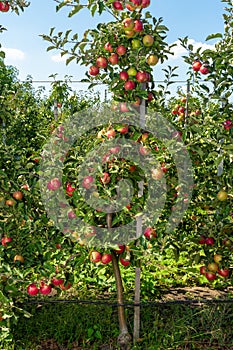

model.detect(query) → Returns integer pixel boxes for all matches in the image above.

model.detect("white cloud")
[51,53,67,63]
[168,39,215,60]
[2,47,26,61]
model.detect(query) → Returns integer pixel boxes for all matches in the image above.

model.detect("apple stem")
[106,213,131,350]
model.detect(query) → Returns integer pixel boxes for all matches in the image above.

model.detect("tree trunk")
[106,213,131,350]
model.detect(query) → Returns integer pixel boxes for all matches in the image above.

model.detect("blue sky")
[0,0,225,94]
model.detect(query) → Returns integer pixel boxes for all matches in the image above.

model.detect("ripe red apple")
[200,266,207,275]
[40,282,52,295]
[96,56,108,69]
[218,268,230,278]
[136,71,147,83]
[142,34,154,47]
[60,282,72,290]
[0,1,10,12]
[67,210,76,219]
[100,172,111,184]
[52,278,64,286]
[222,120,232,130]
[5,199,15,206]
[47,177,61,191]
[123,18,135,31]
[12,191,23,200]
[120,257,130,267]
[144,227,156,240]
[217,190,228,201]
[108,53,119,65]
[192,60,202,71]
[199,64,209,75]
[120,103,129,112]
[172,109,178,115]
[205,272,217,281]
[119,71,129,81]
[205,237,215,245]
[178,106,185,114]
[27,283,39,296]
[1,236,12,246]
[134,20,143,32]
[195,109,201,115]
[114,244,125,254]
[139,145,150,156]
[124,80,136,90]
[89,65,99,76]
[141,0,150,8]
[101,253,112,264]
[106,129,116,139]
[66,183,75,196]
[198,235,206,244]
[118,124,129,134]
[129,165,136,172]
[116,45,127,56]
[21,184,29,191]
[82,175,94,189]
[91,251,102,263]
[213,254,222,263]
[113,1,124,10]
[104,42,113,52]
[207,262,219,272]
[126,3,136,11]
[147,92,154,102]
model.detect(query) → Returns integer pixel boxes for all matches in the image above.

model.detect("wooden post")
[133,86,146,344]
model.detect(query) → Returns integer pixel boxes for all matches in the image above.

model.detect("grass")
[7,298,233,350]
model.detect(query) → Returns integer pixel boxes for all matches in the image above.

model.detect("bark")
[106,213,131,350]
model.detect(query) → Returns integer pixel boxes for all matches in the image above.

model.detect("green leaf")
[206,33,223,41]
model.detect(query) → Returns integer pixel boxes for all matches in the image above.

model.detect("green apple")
[127,67,137,76]
[131,39,141,49]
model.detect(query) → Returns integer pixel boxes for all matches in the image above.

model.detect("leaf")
[206,33,223,41]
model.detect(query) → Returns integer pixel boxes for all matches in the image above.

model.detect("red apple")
[89,65,99,76]
[218,268,230,278]
[108,53,119,65]
[205,237,215,245]
[82,175,94,189]
[144,227,156,240]
[5,199,15,206]
[91,251,102,263]
[147,54,159,66]
[104,42,113,52]
[205,272,217,281]
[151,168,164,180]
[47,178,61,191]
[141,0,150,8]
[1,236,12,246]
[200,266,207,275]
[113,1,124,10]
[124,80,136,90]
[101,253,112,264]
[222,120,232,130]
[147,92,154,102]
[198,235,206,244]
[114,244,125,254]
[120,103,129,112]
[100,172,111,184]
[118,124,129,134]
[106,129,116,139]
[52,278,64,286]
[21,184,29,191]
[67,210,76,219]
[199,64,209,75]
[12,191,23,200]
[134,19,143,32]
[66,183,75,196]
[139,145,150,155]
[40,282,52,295]
[136,71,147,83]
[120,71,129,81]
[123,18,135,31]
[120,258,130,267]
[116,45,127,56]
[0,1,10,12]
[96,56,108,69]
[27,283,39,296]
[60,282,72,290]
[192,60,202,71]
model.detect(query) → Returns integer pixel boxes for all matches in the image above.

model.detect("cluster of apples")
[192,59,210,75]
[199,234,232,281]
[27,278,71,296]
[90,227,156,267]
[171,96,202,123]
[0,1,9,12]
[4,190,24,207]
[200,253,230,281]
[113,0,150,12]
